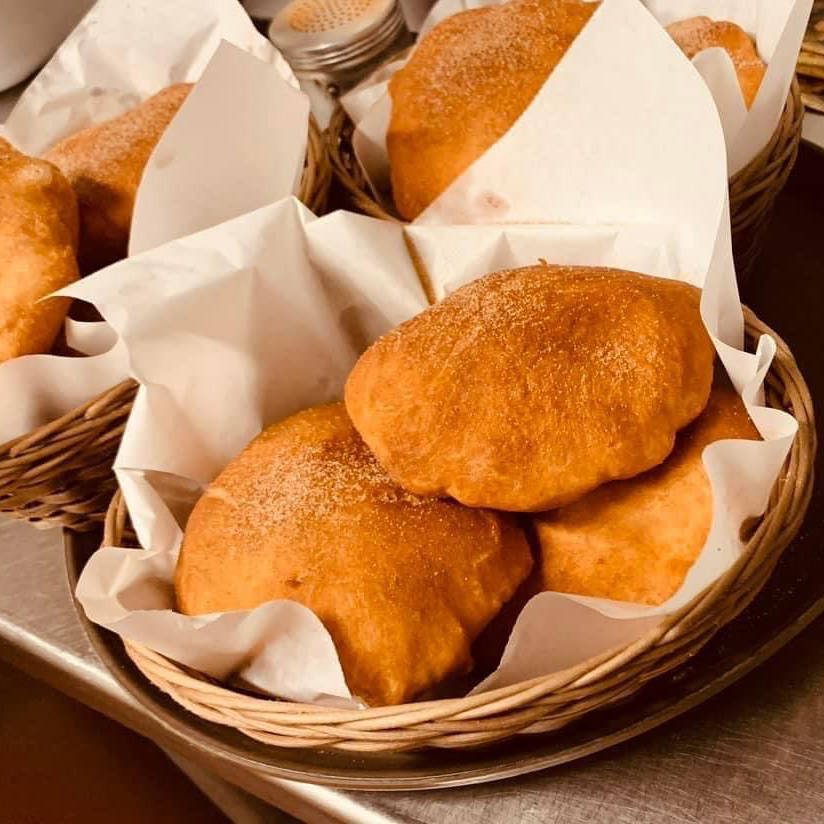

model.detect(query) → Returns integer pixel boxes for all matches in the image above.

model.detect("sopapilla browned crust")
[387,0,597,219]
[345,264,715,513]
[176,403,532,707]
[44,84,191,273]
[0,139,79,364]
[533,379,761,606]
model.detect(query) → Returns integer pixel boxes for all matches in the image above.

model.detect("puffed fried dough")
[0,139,79,364]
[387,0,597,220]
[667,17,766,109]
[345,264,715,512]
[176,403,532,706]
[43,84,191,273]
[533,381,761,606]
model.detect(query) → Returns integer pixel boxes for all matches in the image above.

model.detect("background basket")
[301,115,333,214]
[0,379,138,532]
[729,79,804,281]
[797,0,824,114]
[328,80,804,282]
[328,105,400,222]
[101,307,815,752]
[0,119,331,533]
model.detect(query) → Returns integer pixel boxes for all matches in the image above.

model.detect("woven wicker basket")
[797,0,824,114]
[328,80,804,281]
[0,117,332,533]
[301,115,333,215]
[0,379,139,532]
[729,79,804,280]
[100,307,815,752]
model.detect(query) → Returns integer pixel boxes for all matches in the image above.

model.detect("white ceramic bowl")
[0,0,94,91]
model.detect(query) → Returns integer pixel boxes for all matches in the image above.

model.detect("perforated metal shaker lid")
[268,0,405,74]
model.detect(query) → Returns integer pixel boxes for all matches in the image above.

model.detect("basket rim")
[0,378,138,460]
[0,377,139,532]
[300,114,332,215]
[100,305,816,750]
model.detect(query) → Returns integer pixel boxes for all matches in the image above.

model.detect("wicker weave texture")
[301,115,333,214]
[0,380,138,532]
[797,1,824,114]
[105,308,815,753]
[0,119,332,532]
[328,80,804,282]
[729,80,803,280]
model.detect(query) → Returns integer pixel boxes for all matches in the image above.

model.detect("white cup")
[0,0,95,91]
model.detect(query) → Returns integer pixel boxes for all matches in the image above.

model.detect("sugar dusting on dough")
[388,0,597,218]
[398,0,593,119]
[346,264,714,512]
[43,84,192,181]
[210,404,452,546]
[42,84,192,272]
[177,403,533,706]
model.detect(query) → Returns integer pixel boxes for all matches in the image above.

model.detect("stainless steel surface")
[268,0,405,74]
[0,518,391,823]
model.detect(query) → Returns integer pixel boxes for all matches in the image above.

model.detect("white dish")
[0,0,93,91]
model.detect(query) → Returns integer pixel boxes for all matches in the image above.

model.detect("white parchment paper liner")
[67,1,796,705]
[343,0,811,201]
[0,0,312,445]
[643,0,812,174]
